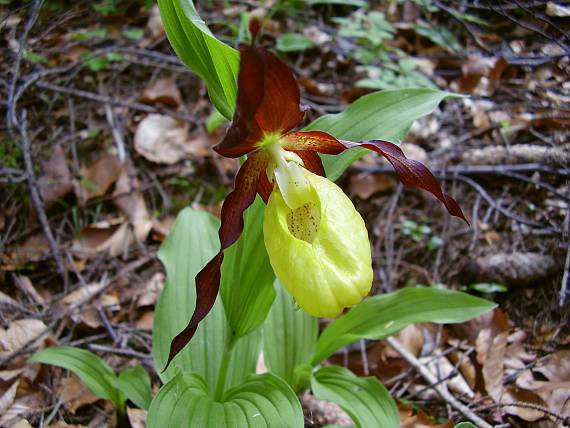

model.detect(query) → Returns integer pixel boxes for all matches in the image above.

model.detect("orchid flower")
[166,22,467,366]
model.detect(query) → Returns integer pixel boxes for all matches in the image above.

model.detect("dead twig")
[386,336,493,428]
[35,80,197,123]
[19,110,69,290]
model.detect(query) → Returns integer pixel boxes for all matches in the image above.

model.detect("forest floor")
[0,0,569,427]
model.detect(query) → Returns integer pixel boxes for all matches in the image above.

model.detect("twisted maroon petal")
[282,131,468,223]
[292,149,326,177]
[164,152,267,369]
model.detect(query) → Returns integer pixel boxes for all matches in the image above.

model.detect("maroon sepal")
[163,153,266,370]
[214,44,304,158]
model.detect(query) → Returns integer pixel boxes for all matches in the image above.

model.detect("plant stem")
[214,334,236,401]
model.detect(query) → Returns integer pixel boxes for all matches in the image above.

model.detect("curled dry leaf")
[419,351,474,399]
[38,145,73,210]
[475,309,508,402]
[14,275,46,308]
[113,169,153,243]
[127,408,147,428]
[457,56,508,94]
[140,77,182,107]
[76,154,122,203]
[350,172,396,199]
[0,319,48,358]
[137,272,164,307]
[134,114,190,164]
[399,403,453,428]
[0,380,19,417]
[57,375,100,414]
[61,283,120,329]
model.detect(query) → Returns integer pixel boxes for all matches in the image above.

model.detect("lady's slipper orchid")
[166,22,467,366]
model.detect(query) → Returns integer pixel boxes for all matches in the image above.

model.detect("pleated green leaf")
[312,287,496,364]
[304,88,461,180]
[114,365,153,410]
[29,346,124,409]
[152,207,260,394]
[157,0,239,119]
[147,372,304,428]
[221,197,276,340]
[311,365,399,428]
[262,280,317,390]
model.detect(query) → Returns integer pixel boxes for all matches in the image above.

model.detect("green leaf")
[310,0,366,6]
[29,346,124,409]
[303,88,461,180]
[205,108,228,134]
[147,372,304,427]
[221,197,276,339]
[276,34,315,52]
[262,280,318,390]
[152,207,260,394]
[123,28,145,41]
[455,423,477,428]
[114,365,153,410]
[157,0,239,119]
[311,287,496,364]
[24,50,48,64]
[71,28,108,41]
[311,366,399,428]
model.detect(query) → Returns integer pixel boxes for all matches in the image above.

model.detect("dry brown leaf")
[399,403,453,428]
[61,283,119,328]
[14,275,46,307]
[113,170,153,244]
[0,381,19,416]
[127,407,147,428]
[77,154,122,203]
[136,310,154,331]
[72,221,125,257]
[0,291,19,307]
[38,145,73,210]
[11,420,33,428]
[151,216,175,241]
[57,375,100,414]
[395,324,424,357]
[137,272,164,307]
[0,319,48,358]
[140,78,182,107]
[546,1,570,17]
[146,5,164,40]
[48,422,87,428]
[134,114,190,164]
[475,309,508,402]
[419,351,474,398]
[503,385,549,422]
[350,173,396,199]
[7,233,50,267]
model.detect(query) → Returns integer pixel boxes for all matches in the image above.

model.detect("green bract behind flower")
[264,169,373,318]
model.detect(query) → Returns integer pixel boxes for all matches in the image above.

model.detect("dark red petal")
[214,45,265,158]
[164,153,266,369]
[257,168,273,203]
[249,17,261,40]
[214,45,304,158]
[281,131,345,154]
[253,48,305,134]
[282,131,468,223]
[293,150,326,177]
[352,140,468,223]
